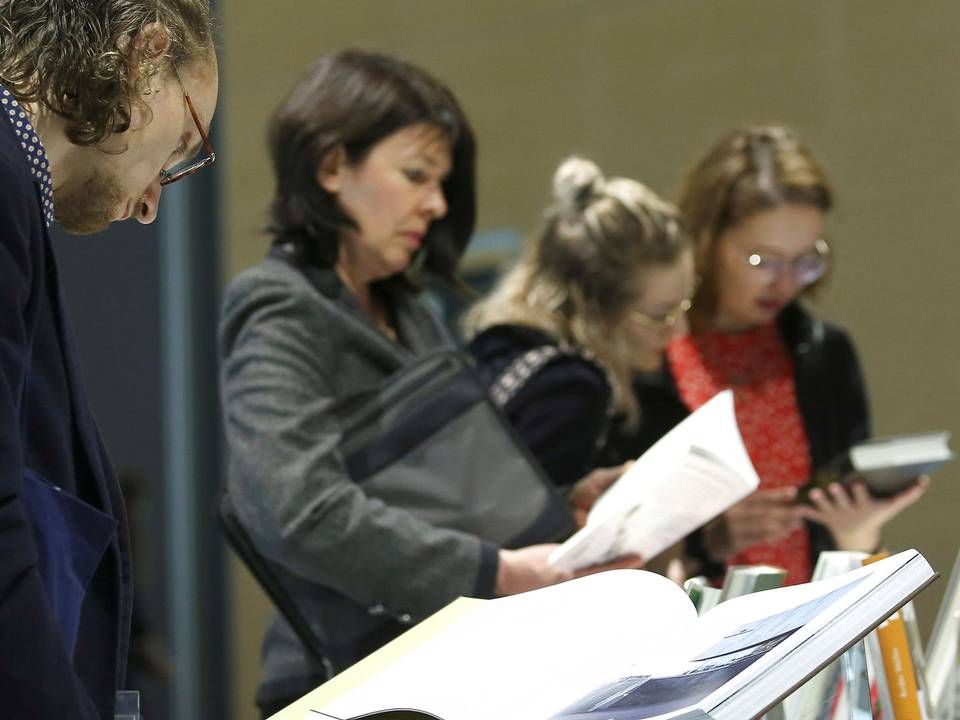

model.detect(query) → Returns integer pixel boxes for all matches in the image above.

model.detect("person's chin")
[53,211,112,236]
[53,177,124,235]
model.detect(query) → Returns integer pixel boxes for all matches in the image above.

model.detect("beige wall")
[220,2,960,716]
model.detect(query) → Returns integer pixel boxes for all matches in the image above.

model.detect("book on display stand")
[264,550,936,720]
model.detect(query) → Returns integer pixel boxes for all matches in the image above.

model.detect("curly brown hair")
[0,0,214,146]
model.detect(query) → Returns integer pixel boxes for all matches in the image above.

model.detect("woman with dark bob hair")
[219,49,639,717]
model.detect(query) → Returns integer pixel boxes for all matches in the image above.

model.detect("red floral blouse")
[667,322,812,584]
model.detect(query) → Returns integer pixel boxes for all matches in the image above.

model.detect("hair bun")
[552,156,605,216]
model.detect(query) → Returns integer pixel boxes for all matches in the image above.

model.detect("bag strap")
[490,344,566,408]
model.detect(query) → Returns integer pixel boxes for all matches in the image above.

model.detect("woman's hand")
[702,487,805,561]
[796,476,929,553]
[495,544,644,596]
[568,461,633,529]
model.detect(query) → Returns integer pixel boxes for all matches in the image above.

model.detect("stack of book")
[777,546,960,720]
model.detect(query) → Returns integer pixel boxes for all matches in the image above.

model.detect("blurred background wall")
[214,1,960,716]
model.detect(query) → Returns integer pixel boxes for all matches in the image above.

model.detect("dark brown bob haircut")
[267,49,477,288]
[0,0,214,146]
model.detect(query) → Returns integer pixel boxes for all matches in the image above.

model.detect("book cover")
[274,550,936,720]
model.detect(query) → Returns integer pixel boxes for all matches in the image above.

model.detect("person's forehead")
[386,125,452,163]
[727,205,822,249]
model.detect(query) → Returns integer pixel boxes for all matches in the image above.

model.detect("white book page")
[551,445,756,570]
[852,431,952,468]
[546,552,925,720]
[318,570,697,720]
[550,390,758,570]
[586,390,757,524]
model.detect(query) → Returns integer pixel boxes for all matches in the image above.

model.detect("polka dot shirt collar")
[1,85,54,228]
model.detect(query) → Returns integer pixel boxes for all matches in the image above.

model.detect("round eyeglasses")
[745,238,830,286]
[632,297,692,331]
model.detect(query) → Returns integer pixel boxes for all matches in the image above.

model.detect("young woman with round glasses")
[605,126,925,585]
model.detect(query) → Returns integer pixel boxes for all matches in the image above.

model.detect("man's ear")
[134,22,172,59]
[317,146,347,194]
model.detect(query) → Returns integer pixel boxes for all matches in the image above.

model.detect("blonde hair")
[678,125,834,320]
[465,156,688,426]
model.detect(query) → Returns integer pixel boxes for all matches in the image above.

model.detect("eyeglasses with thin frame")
[744,237,830,286]
[158,67,216,186]
[632,297,693,331]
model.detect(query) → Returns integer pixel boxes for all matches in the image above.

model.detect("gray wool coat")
[219,254,499,706]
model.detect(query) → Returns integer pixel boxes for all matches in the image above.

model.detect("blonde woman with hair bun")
[465,156,695,488]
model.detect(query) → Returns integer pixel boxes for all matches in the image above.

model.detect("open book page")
[551,390,759,570]
[316,570,697,720]
[311,552,932,720]
[548,551,934,720]
[551,445,756,570]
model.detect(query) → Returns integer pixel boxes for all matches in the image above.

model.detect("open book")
[280,550,936,720]
[550,390,759,570]
[813,431,953,498]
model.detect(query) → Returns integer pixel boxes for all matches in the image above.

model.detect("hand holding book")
[549,391,760,571]
[809,431,952,498]
[567,461,634,530]
[797,474,929,553]
[495,544,645,596]
[700,486,806,562]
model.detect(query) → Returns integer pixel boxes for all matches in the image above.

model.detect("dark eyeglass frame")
[159,72,216,186]
[744,237,831,286]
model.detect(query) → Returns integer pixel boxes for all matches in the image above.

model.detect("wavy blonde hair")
[465,156,688,426]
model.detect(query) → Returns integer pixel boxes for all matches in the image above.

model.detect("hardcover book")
[813,432,952,498]
[271,550,937,720]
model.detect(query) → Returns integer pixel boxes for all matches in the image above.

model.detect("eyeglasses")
[632,297,693,331]
[159,68,216,186]
[744,238,830,286]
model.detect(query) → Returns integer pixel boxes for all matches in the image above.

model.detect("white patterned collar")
[1,85,55,228]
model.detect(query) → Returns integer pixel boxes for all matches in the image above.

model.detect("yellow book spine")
[865,553,925,720]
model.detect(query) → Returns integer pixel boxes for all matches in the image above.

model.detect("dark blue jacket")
[0,108,132,718]
[468,324,611,488]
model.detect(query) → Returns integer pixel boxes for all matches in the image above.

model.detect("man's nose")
[136,180,162,224]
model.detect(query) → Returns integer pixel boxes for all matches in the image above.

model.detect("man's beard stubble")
[53,168,126,235]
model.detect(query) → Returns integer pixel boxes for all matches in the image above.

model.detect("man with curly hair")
[0,1,218,717]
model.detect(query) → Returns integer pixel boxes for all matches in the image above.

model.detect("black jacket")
[469,324,611,488]
[0,106,132,718]
[601,303,871,576]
